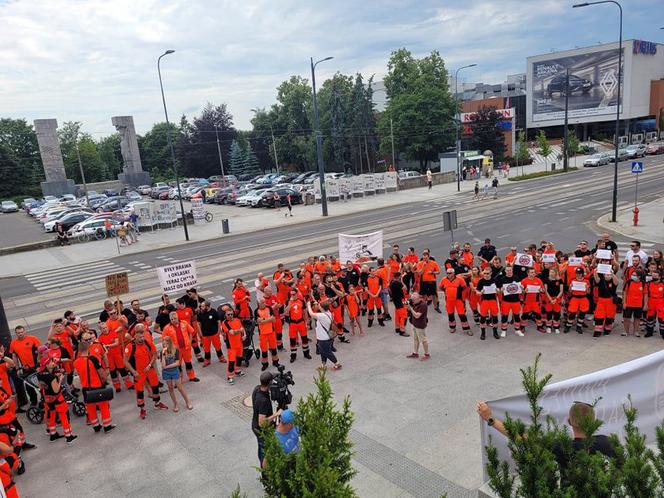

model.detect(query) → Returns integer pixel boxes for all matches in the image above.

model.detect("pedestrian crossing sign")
[631,161,643,173]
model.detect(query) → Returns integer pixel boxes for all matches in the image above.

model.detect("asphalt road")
[2,155,664,337]
[0,211,54,246]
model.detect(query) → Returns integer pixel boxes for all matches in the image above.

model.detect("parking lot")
[0,211,54,248]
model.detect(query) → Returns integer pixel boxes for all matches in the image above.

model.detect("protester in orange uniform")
[521,268,545,333]
[97,322,133,392]
[254,299,281,371]
[264,287,285,350]
[0,439,19,498]
[438,269,471,335]
[416,251,441,312]
[314,256,330,277]
[565,268,591,334]
[543,268,564,334]
[389,272,410,337]
[593,270,618,337]
[73,340,115,434]
[162,312,199,382]
[284,291,311,363]
[645,270,664,337]
[365,266,385,328]
[460,243,474,268]
[37,354,76,443]
[475,267,500,340]
[220,310,246,384]
[345,285,364,336]
[232,279,252,319]
[48,319,75,386]
[329,256,341,274]
[82,331,107,365]
[124,327,168,419]
[9,326,41,407]
[622,269,647,337]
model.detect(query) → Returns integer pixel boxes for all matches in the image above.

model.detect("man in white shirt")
[625,240,648,268]
[254,273,268,304]
[306,300,342,371]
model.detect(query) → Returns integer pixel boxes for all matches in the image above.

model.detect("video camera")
[270,364,294,410]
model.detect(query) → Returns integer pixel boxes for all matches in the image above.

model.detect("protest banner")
[157,261,198,294]
[338,230,383,264]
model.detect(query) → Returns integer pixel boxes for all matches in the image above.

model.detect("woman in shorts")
[161,336,193,412]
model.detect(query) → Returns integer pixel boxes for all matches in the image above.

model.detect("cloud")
[0,0,659,136]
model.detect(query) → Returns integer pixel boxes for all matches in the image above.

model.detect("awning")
[463,155,485,161]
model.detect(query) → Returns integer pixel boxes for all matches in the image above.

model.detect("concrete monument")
[112,115,151,187]
[34,119,76,196]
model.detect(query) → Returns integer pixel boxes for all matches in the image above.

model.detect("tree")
[97,134,123,179]
[567,129,580,160]
[318,72,354,172]
[0,118,43,197]
[467,106,506,159]
[242,141,261,177]
[260,372,357,497]
[229,139,244,176]
[138,122,183,181]
[58,121,107,184]
[378,48,456,171]
[515,130,530,166]
[536,130,552,171]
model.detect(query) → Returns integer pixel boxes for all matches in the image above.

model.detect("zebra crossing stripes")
[25,260,133,292]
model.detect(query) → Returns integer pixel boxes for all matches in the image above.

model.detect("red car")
[158,191,170,200]
[645,142,664,155]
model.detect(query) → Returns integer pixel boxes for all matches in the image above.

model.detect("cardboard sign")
[595,249,612,260]
[571,280,587,292]
[515,253,533,267]
[482,283,497,294]
[541,253,556,263]
[502,282,522,295]
[597,264,613,274]
[568,257,583,266]
[157,261,198,294]
[105,272,129,297]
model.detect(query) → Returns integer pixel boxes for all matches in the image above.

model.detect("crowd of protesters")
[1,234,662,496]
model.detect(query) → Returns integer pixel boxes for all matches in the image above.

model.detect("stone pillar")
[112,116,151,187]
[34,119,76,197]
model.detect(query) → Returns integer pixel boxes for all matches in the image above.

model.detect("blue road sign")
[631,161,644,173]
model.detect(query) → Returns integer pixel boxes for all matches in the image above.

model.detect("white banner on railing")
[156,202,177,224]
[338,230,383,264]
[134,202,154,227]
[313,179,321,201]
[385,171,398,190]
[338,177,351,196]
[157,261,198,294]
[191,197,205,225]
[362,174,375,195]
[480,350,664,481]
[326,178,340,198]
[351,176,364,196]
[375,173,386,193]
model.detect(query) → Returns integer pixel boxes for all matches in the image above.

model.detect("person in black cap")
[252,371,282,466]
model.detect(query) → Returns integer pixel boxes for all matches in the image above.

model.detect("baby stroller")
[242,318,260,367]
[23,371,86,425]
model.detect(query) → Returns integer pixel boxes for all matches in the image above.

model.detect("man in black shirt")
[197,301,225,366]
[496,266,523,337]
[444,250,465,276]
[388,272,409,337]
[600,233,618,254]
[154,299,175,334]
[574,240,592,258]
[477,239,497,267]
[252,371,282,466]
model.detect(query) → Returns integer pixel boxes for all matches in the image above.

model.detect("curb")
[596,207,664,245]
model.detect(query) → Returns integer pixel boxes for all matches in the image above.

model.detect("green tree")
[516,130,530,164]
[536,130,552,171]
[229,139,244,176]
[467,105,506,159]
[242,141,261,176]
[138,122,182,181]
[58,121,107,184]
[97,133,123,179]
[378,48,456,171]
[260,372,357,498]
[567,129,580,162]
[0,118,43,197]
[318,72,354,172]
[250,108,279,172]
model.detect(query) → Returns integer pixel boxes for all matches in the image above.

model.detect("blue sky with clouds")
[0,0,661,135]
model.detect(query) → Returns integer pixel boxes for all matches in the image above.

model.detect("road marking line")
[25,260,116,279]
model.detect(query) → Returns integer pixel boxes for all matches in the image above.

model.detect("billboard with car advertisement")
[528,47,623,125]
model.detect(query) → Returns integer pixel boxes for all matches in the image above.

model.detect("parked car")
[44,212,93,232]
[608,148,630,162]
[1,201,19,213]
[625,144,647,159]
[126,191,142,202]
[96,197,130,212]
[210,187,235,204]
[150,186,170,199]
[236,190,263,206]
[547,73,593,97]
[20,198,38,210]
[646,142,664,155]
[137,185,152,195]
[583,152,611,167]
[259,188,302,208]
[398,170,421,179]
[68,217,123,238]
[103,189,119,197]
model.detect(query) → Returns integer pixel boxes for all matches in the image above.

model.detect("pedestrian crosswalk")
[25,260,133,292]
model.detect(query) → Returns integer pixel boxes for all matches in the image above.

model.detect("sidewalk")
[0,158,579,278]
[597,196,664,245]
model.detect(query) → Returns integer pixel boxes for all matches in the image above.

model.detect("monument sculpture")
[34,119,76,196]
[112,115,151,186]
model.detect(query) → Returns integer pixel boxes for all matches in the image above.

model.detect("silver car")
[609,149,629,162]
[583,153,610,167]
[625,144,646,159]
[1,201,19,213]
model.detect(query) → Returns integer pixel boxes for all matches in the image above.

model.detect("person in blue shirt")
[275,409,300,455]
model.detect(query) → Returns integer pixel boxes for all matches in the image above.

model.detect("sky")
[0,0,661,136]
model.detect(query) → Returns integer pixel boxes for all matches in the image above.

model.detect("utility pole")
[269,123,279,173]
[563,68,570,171]
[390,117,396,170]
[311,56,334,217]
[214,125,226,184]
[0,296,10,350]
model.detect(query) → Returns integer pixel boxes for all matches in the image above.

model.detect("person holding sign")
[521,268,545,333]
[565,268,590,334]
[592,270,618,338]
[622,269,647,338]
[475,268,500,341]
[497,266,523,337]
[542,268,563,334]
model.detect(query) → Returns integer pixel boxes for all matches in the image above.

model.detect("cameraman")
[252,371,282,466]
[406,292,430,361]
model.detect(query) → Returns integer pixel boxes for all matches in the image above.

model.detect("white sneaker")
[515,330,525,337]
[546,327,552,334]
[554,328,560,334]
[500,330,506,338]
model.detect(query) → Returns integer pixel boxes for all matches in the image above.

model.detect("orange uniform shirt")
[221,318,244,349]
[439,276,466,301]
[624,280,646,308]
[375,266,390,289]
[521,277,544,302]
[9,335,41,369]
[418,260,440,282]
[124,342,154,371]
[163,322,195,350]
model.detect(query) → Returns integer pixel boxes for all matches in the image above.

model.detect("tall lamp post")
[454,64,477,192]
[573,1,622,222]
[157,50,189,241]
[310,56,334,217]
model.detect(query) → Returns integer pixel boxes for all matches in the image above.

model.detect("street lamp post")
[310,56,334,217]
[573,1,622,222]
[454,64,477,192]
[563,68,570,171]
[157,50,189,241]
[214,125,226,184]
